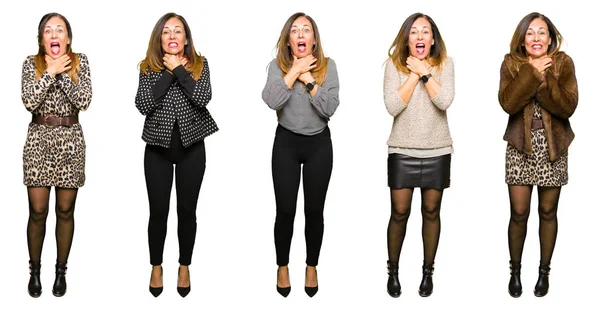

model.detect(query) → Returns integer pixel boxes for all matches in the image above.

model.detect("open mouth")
[531,44,543,50]
[415,43,426,54]
[168,42,178,48]
[297,41,306,53]
[50,42,60,55]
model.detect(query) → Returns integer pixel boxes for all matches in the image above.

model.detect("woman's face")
[42,16,69,59]
[408,17,434,60]
[161,17,186,56]
[524,18,551,59]
[288,16,315,58]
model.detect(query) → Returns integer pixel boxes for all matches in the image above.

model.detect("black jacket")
[135,57,218,148]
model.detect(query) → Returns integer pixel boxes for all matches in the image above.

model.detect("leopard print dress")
[505,102,568,186]
[21,53,92,188]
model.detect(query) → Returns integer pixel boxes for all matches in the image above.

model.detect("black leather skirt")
[387,153,451,190]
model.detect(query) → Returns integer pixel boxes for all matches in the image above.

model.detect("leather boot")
[418,261,434,297]
[386,260,401,297]
[534,263,551,297]
[28,261,42,298]
[52,261,67,297]
[508,260,522,297]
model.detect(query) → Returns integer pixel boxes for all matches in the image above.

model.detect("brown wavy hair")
[34,13,80,83]
[508,12,562,72]
[275,12,328,85]
[139,13,204,80]
[388,13,447,74]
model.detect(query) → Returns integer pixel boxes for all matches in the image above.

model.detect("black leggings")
[144,140,206,266]
[272,125,333,267]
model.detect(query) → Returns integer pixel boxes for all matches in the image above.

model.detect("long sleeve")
[262,60,292,110]
[172,58,212,108]
[56,53,92,111]
[309,59,340,119]
[383,59,408,117]
[135,70,163,116]
[152,71,176,103]
[535,54,578,119]
[498,56,543,115]
[21,56,57,112]
[430,58,455,111]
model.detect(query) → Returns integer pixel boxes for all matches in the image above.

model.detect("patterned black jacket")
[135,57,218,148]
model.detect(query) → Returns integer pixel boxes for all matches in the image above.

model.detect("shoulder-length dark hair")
[388,12,447,74]
[275,12,328,85]
[139,12,204,80]
[508,12,562,69]
[34,13,80,83]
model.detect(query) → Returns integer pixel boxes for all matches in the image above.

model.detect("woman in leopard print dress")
[499,12,577,298]
[21,13,92,298]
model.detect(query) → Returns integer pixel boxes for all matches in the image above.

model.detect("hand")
[291,54,317,75]
[180,56,189,67]
[406,56,429,77]
[163,54,183,72]
[529,56,552,74]
[45,54,71,77]
[298,72,315,85]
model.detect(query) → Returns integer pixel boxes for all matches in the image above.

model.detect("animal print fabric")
[21,53,92,188]
[505,102,567,186]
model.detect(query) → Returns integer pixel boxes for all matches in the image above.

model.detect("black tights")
[508,185,560,265]
[387,188,443,265]
[27,186,78,264]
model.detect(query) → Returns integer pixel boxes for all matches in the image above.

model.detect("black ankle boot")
[418,261,434,297]
[534,263,551,297]
[386,260,401,298]
[508,260,522,297]
[52,261,67,297]
[28,261,42,298]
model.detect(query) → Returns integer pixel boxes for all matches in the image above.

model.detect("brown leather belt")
[531,119,543,131]
[32,114,79,128]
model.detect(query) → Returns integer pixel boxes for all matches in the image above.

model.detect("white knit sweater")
[384,57,454,149]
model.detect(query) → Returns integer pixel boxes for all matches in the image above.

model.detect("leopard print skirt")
[22,123,86,188]
[505,128,568,187]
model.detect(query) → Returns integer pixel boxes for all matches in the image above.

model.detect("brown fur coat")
[498,51,578,162]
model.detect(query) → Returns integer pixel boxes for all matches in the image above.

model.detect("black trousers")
[144,140,206,266]
[272,125,333,267]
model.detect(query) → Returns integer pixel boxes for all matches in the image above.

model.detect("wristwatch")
[420,73,432,84]
[306,81,316,91]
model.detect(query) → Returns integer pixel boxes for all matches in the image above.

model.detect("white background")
[1,0,597,309]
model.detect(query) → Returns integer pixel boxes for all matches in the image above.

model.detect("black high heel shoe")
[28,260,42,298]
[276,266,291,297]
[52,261,67,297]
[534,263,551,297]
[387,260,401,298]
[149,265,163,297]
[177,266,191,298]
[418,261,434,297]
[305,266,318,298]
[508,260,522,298]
